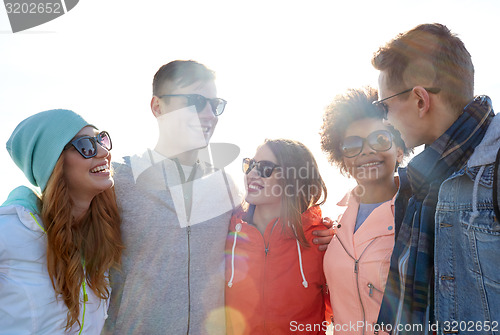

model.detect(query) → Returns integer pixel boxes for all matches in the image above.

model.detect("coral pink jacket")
[323,187,396,335]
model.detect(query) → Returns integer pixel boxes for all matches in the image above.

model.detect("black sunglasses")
[242,158,279,178]
[65,131,112,159]
[341,130,393,158]
[159,94,227,116]
[372,87,441,119]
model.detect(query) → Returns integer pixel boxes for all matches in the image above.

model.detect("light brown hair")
[152,60,215,96]
[246,139,327,247]
[372,23,474,113]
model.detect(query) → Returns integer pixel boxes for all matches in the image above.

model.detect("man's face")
[153,80,220,155]
[158,79,219,141]
[378,72,423,149]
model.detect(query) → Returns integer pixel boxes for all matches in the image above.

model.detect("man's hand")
[312,217,335,251]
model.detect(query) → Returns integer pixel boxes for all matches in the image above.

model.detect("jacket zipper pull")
[354,260,359,273]
[368,282,383,296]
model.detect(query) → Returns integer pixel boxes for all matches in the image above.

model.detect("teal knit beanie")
[6,109,91,192]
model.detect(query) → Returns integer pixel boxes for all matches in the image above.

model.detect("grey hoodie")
[103,146,240,335]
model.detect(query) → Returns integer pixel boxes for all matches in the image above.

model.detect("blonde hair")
[41,156,123,331]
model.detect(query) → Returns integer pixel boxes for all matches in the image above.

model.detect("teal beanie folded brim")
[6,109,91,192]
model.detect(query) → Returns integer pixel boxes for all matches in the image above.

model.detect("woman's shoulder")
[0,207,46,254]
[300,205,323,229]
[230,207,248,228]
[0,203,44,234]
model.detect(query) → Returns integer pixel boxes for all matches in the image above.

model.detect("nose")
[247,165,260,178]
[198,101,217,120]
[359,140,375,156]
[95,142,111,159]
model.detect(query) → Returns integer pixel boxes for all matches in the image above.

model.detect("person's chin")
[92,173,114,187]
[245,193,260,205]
[191,141,210,152]
[178,135,210,153]
[401,134,417,150]
[203,129,215,144]
[95,180,114,194]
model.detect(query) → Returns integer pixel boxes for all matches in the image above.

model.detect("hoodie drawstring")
[296,240,308,288]
[228,221,309,289]
[469,165,485,230]
[29,212,46,232]
[227,223,241,288]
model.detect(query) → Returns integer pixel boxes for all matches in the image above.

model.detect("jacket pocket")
[460,210,500,285]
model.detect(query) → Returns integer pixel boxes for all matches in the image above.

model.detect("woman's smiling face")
[63,126,113,203]
[342,118,403,185]
[244,144,282,209]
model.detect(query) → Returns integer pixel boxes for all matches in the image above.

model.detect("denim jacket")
[435,113,500,335]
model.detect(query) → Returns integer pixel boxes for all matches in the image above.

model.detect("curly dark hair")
[320,87,410,175]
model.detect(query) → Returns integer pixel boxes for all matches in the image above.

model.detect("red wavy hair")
[41,155,123,331]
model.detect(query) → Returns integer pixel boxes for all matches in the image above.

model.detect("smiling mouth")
[202,126,211,134]
[248,184,263,192]
[90,164,109,174]
[190,125,212,135]
[358,161,383,168]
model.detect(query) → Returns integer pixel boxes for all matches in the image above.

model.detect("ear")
[151,96,162,118]
[413,86,431,119]
[394,147,405,172]
[396,147,404,164]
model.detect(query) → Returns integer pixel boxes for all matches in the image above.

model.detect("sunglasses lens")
[98,132,112,150]
[212,99,226,116]
[185,95,225,116]
[189,95,207,113]
[341,137,363,158]
[258,161,276,178]
[242,159,277,178]
[368,131,392,151]
[242,158,252,174]
[74,138,96,158]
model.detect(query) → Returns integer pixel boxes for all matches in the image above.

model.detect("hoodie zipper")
[336,235,379,335]
[186,224,191,335]
[262,219,279,332]
[168,159,199,335]
[264,221,278,256]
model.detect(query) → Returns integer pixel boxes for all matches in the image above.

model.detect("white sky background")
[0,0,499,216]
